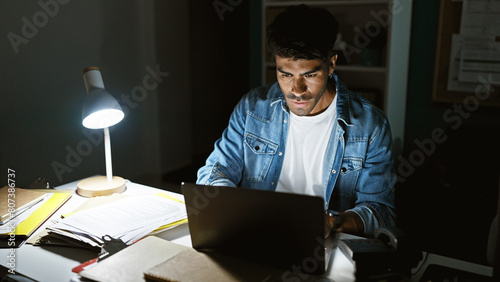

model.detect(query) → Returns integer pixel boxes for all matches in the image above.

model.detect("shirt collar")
[332,73,353,126]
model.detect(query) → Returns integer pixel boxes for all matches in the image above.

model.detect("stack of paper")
[46,193,187,248]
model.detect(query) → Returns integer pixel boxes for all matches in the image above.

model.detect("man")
[197,4,396,237]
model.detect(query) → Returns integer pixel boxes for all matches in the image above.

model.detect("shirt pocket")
[340,157,363,175]
[243,133,278,183]
[335,157,363,206]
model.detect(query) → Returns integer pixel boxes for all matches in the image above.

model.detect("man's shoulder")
[242,82,283,110]
[343,89,387,120]
[238,82,283,120]
[244,82,281,102]
[335,76,386,122]
[337,88,389,134]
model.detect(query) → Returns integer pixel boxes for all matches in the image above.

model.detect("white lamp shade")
[82,88,124,129]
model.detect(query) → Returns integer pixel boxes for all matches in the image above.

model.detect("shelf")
[336,65,387,73]
[265,0,389,7]
[264,62,386,73]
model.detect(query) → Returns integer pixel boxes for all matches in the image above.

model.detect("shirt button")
[272,182,275,185]
[284,119,287,123]
[332,169,337,174]
[279,152,283,156]
[339,137,343,141]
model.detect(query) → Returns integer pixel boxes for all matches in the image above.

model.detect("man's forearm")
[325,210,365,238]
[339,211,365,236]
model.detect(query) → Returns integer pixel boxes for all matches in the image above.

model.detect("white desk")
[0,179,356,282]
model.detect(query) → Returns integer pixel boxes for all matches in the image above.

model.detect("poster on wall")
[433,0,500,106]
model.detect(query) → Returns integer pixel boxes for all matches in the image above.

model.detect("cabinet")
[260,0,412,151]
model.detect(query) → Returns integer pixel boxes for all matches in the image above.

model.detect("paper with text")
[47,194,186,246]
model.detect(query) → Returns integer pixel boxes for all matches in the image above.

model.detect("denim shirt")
[197,74,396,235]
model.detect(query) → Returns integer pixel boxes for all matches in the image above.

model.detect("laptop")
[181,182,328,274]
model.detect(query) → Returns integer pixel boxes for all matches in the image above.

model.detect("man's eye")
[305,74,316,78]
[281,74,292,78]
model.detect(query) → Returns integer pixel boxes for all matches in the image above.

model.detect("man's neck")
[310,84,336,116]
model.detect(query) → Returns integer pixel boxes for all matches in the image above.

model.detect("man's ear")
[329,54,338,76]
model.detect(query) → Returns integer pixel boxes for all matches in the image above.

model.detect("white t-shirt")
[276,94,337,199]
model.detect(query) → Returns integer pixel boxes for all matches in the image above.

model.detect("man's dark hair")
[267,4,339,63]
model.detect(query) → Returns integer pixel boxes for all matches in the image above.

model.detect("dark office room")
[1,0,499,281]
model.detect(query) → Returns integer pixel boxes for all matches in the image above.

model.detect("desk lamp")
[76,66,126,197]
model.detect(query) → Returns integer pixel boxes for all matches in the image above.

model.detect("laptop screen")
[181,183,327,274]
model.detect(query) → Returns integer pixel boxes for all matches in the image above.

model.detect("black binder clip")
[28,177,53,189]
[99,235,127,261]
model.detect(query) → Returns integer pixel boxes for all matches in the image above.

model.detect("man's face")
[276,55,336,116]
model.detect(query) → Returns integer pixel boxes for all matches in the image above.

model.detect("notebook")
[79,236,191,282]
[144,249,285,282]
[0,187,47,224]
[181,182,327,275]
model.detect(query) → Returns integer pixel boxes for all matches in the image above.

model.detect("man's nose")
[292,77,307,94]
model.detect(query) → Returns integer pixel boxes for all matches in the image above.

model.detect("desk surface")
[0,179,356,282]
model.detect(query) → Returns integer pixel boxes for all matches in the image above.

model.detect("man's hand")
[324,213,336,238]
[325,211,365,238]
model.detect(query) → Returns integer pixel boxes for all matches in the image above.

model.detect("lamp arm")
[104,127,113,182]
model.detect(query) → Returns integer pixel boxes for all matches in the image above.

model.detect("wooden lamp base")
[77,176,126,197]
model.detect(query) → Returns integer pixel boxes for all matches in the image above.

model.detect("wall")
[397,0,500,265]
[404,1,500,147]
[189,0,251,159]
[0,0,192,188]
[155,0,193,176]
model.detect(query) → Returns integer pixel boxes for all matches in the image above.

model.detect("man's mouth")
[291,100,308,108]
[286,93,312,102]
